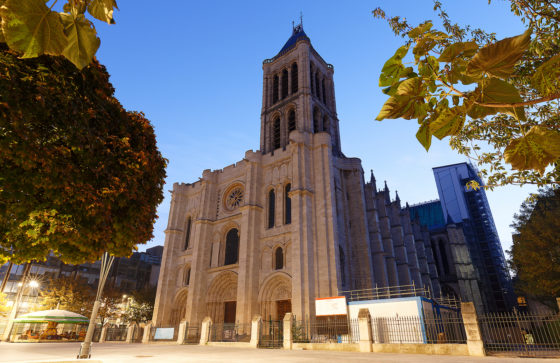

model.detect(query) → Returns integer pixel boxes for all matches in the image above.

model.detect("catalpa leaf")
[1,0,67,58]
[430,107,466,140]
[416,121,432,151]
[408,21,432,39]
[439,41,478,62]
[379,45,409,87]
[375,95,417,121]
[466,30,531,78]
[88,0,118,24]
[472,78,526,120]
[504,126,560,174]
[60,12,100,70]
[532,54,560,97]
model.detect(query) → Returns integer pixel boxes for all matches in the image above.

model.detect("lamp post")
[77,252,114,359]
[1,263,31,342]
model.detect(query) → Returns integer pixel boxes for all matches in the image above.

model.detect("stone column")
[199,317,212,345]
[177,320,187,344]
[98,323,109,343]
[461,302,485,357]
[125,323,136,343]
[142,322,152,344]
[358,308,373,352]
[283,312,293,350]
[249,315,262,348]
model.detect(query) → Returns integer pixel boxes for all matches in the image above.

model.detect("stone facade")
[153,26,454,327]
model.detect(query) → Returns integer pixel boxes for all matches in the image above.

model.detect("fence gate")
[259,319,283,348]
[479,310,560,358]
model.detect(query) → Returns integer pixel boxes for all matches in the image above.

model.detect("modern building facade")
[153,25,455,327]
[432,163,514,312]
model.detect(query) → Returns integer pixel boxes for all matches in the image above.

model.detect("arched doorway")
[258,273,292,320]
[170,288,188,326]
[206,271,238,324]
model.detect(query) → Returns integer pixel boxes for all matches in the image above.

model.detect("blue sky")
[91,0,536,253]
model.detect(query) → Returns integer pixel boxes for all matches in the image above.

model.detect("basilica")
[152,25,486,327]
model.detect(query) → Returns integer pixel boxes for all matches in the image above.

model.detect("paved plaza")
[0,343,558,363]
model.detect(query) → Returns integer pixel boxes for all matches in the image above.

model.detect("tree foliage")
[0,0,117,69]
[121,287,155,324]
[0,292,9,317]
[373,1,560,187]
[0,45,167,264]
[96,286,123,325]
[39,276,93,315]
[509,187,560,307]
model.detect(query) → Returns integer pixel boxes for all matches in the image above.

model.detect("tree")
[0,292,9,317]
[96,286,122,325]
[373,1,560,188]
[121,287,155,324]
[39,276,93,315]
[0,0,118,69]
[509,187,560,308]
[0,45,167,265]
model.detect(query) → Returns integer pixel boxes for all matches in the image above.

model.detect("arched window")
[291,63,298,94]
[313,108,320,133]
[184,217,192,250]
[309,64,314,95]
[184,267,191,286]
[322,79,326,104]
[268,189,275,229]
[323,116,330,134]
[339,246,346,286]
[224,229,239,265]
[272,75,279,103]
[439,239,450,274]
[275,247,283,270]
[284,183,291,224]
[288,110,296,132]
[272,117,281,150]
[315,72,321,98]
[281,69,289,99]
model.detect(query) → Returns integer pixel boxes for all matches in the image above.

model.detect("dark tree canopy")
[509,187,560,307]
[0,44,167,264]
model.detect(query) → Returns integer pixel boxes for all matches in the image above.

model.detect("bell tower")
[260,24,341,154]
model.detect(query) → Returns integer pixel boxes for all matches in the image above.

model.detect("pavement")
[0,342,558,363]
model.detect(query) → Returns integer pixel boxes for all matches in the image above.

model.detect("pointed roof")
[277,24,309,56]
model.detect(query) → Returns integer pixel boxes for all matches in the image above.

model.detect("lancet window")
[291,63,298,94]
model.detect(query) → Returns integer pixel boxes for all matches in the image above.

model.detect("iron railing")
[371,315,466,344]
[209,323,251,343]
[183,324,201,344]
[479,310,560,358]
[259,319,283,348]
[292,318,360,344]
[340,283,432,302]
[92,324,102,342]
[105,325,127,341]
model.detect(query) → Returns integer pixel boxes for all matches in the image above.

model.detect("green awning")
[14,309,89,324]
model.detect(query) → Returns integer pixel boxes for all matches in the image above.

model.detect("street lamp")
[77,252,114,359]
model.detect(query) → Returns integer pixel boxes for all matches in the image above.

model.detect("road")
[0,342,557,363]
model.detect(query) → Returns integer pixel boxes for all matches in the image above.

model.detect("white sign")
[315,296,347,316]
[154,327,174,340]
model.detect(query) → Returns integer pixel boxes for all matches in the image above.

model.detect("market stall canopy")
[14,309,89,324]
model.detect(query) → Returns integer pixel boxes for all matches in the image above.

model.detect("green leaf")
[413,35,438,61]
[375,95,417,121]
[0,0,67,58]
[439,41,478,62]
[475,77,526,120]
[60,13,100,70]
[395,77,424,96]
[504,126,560,174]
[408,21,432,39]
[379,45,410,87]
[531,54,560,97]
[466,30,531,78]
[416,122,432,151]
[87,0,118,24]
[430,107,466,140]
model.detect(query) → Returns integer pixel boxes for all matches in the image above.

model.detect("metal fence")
[371,315,466,344]
[259,319,283,348]
[209,323,251,343]
[92,324,102,342]
[182,324,201,344]
[105,325,127,341]
[149,325,179,341]
[292,318,360,344]
[479,311,560,357]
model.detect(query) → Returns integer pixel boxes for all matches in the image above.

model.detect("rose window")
[225,187,244,211]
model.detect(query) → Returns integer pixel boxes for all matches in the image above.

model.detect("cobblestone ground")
[0,342,557,363]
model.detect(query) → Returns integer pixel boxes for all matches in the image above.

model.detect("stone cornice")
[164,228,183,235]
